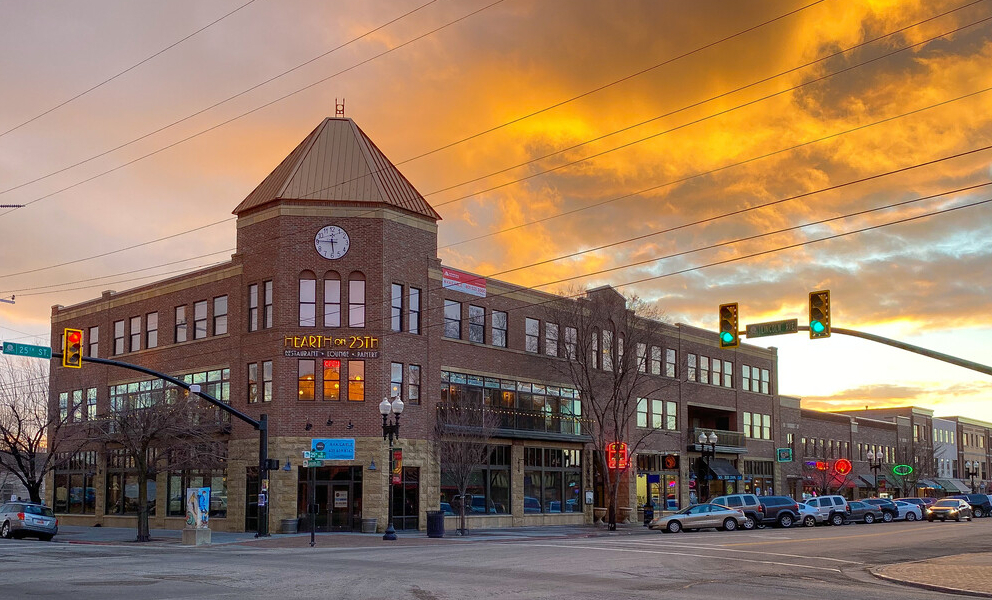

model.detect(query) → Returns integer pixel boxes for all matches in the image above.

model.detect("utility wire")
[0,0,261,139]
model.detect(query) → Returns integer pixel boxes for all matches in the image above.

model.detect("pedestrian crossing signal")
[62,328,83,368]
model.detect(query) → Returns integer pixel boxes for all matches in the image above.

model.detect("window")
[324,273,341,327]
[146,313,158,349]
[687,353,696,381]
[666,401,677,430]
[194,301,207,339]
[298,360,315,401]
[87,326,99,357]
[409,287,421,334]
[651,399,663,429]
[699,356,708,384]
[167,469,227,518]
[637,399,677,430]
[523,447,582,513]
[444,300,461,339]
[744,413,772,440]
[72,390,83,421]
[441,446,511,516]
[175,306,187,343]
[391,283,403,332]
[408,365,421,404]
[592,331,599,369]
[469,305,485,343]
[710,358,720,386]
[86,388,97,420]
[761,369,770,394]
[665,349,676,378]
[248,284,259,332]
[742,365,751,391]
[129,316,141,352]
[637,398,648,428]
[106,449,154,516]
[525,318,540,353]
[637,343,647,373]
[546,323,559,357]
[59,392,68,421]
[323,359,340,401]
[602,330,613,371]
[390,362,403,399]
[299,276,316,327]
[263,280,273,328]
[349,273,366,328]
[114,320,125,355]
[213,296,227,335]
[723,360,732,388]
[650,346,661,375]
[248,363,258,404]
[262,361,273,402]
[53,451,97,515]
[564,326,577,359]
[492,310,507,347]
[348,361,365,401]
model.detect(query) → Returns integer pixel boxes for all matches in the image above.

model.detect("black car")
[948,494,992,518]
[861,498,898,522]
[757,496,802,528]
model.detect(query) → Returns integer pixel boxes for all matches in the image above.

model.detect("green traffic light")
[810,320,825,333]
[720,331,734,344]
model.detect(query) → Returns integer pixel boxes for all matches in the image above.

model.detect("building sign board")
[442,267,486,297]
[311,438,356,461]
[284,335,380,359]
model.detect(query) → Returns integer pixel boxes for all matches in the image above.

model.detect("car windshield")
[23,505,54,516]
[933,500,959,507]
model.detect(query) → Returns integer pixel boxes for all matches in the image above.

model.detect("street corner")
[871,553,992,598]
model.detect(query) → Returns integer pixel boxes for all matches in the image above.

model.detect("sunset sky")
[1,0,990,420]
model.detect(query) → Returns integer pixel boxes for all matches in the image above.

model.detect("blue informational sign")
[310,438,356,460]
[647,474,661,484]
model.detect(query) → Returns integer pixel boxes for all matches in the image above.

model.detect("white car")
[893,500,922,522]
[796,503,819,527]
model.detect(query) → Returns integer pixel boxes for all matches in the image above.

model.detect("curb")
[870,565,992,598]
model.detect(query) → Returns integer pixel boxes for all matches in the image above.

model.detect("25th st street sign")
[745,319,799,339]
[2,341,52,359]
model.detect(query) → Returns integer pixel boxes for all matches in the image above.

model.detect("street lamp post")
[964,461,979,493]
[698,431,718,502]
[866,450,883,497]
[379,396,404,541]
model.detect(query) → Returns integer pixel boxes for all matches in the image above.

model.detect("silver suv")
[803,495,850,526]
[709,494,764,530]
[0,501,58,540]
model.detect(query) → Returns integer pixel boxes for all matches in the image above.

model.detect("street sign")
[745,318,798,339]
[304,459,324,468]
[2,341,52,359]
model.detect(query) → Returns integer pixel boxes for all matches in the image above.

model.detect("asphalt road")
[3,519,991,600]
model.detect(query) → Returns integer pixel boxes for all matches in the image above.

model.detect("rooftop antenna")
[335,98,345,117]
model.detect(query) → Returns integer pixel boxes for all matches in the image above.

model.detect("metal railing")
[691,427,745,449]
[438,404,591,437]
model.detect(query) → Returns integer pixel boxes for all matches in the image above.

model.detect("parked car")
[862,498,898,522]
[757,496,802,528]
[649,503,746,533]
[709,494,764,530]
[948,494,992,518]
[796,503,819,527]
[523,497,542,513]
[803,495,851,526]
[895,497,933,511]
[0,502,58,540]
[893,500,922,522]
[926,498,973,522]
[845,501,881,524]
[439,502,455,516]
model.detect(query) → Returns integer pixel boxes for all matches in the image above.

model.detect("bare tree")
[0,355,84,504]
[434,402,499,536]
[92,384,226,542]
[801,460,857,496]
[888,442,942,497]
[546,286,673,530]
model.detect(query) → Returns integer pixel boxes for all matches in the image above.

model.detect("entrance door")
[314,483,331,531]
[330,483,351,529]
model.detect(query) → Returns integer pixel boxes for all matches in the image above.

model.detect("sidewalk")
[872,553,992,597]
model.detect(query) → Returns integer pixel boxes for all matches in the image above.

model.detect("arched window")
[324,271,341,328]
[348,272,366,328]
[299,271,316,327]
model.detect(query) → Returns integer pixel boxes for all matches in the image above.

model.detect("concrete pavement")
[873,552,992,598]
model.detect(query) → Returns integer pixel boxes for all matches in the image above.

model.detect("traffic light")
[62,328,83,368]
[718,302,739,348]
[808,290,830,339]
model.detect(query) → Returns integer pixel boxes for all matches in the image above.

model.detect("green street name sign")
[304,459,324,468]
[745,319,799,339]
[2,341,52,359]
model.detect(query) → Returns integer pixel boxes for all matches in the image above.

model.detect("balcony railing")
[690,427,746,451]
[438,404,592,440]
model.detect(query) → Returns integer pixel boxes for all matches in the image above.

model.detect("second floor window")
[175,306,187,343]
[349,274,366,328]
[298,360,315,401]
[564,326,576,359]
[492,310,507,347]
[408,364,421,404]
[129,316,140,352]
[323,359,340,401]
[262,361,273,402]
[469,305,485,343]
[525,318,539,353]
[546,323,559,357]
[248,363,258,404]
[444,300,461,339]
[87,326,99,357]
[248,284,259,332]
[325,274,341,327]
[146,313,158,349]
[391,284,403,332]
[348,360,365,401]
[114,320,125,355]
[263,281,273,328]
[409,288,421,334]
[194,301,207,339]
[300,277,316,327]
[390,362,403,399]
[213,296,228,335]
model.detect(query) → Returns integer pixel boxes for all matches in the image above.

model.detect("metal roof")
[233,118,440,220]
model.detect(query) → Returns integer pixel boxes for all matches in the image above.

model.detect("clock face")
[314,225,350,260]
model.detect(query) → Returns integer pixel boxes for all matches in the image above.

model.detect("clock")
[314,225,350,260]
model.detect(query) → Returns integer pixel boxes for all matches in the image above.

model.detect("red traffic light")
[62,328,83,369]
[67,330,81,344]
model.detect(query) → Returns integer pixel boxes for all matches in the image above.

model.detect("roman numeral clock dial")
[314,225,350,260]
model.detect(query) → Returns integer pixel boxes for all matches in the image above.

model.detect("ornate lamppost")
[698,431,717,502]
[866,450,883,497]
[964,461,979,493]
[379,395,404,541]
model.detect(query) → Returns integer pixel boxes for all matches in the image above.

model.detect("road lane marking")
[517,543,842,572]
[594,539,861,564]
[719,527,924,547]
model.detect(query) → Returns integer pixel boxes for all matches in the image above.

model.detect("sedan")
[0,502,58,540]
[893,500,922,522]
[796,503,819,527]
[926,498,973,522]
[845,501,881,524]
[649,503,746,533]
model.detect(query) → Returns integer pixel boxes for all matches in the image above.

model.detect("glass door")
[314,483,330,531]
[330,483,351,529]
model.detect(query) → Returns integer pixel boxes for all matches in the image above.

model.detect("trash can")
[642,503,654,526]
[361,518,377,533]
[280,518,299,534]
[426,510,445,538]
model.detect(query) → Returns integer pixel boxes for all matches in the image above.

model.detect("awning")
[857,475,876,488]
[917,479,940,489]
[935,479,971,493]
[707,458,743,481]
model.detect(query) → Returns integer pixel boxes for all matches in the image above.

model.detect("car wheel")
[723,518,738,532]
[956,515,961,522]
[667,521,682,534]
[882,511,893,523]
[906,512,917,522]
[803,515,816,527]
[0,521,10,539]
[778,514,794,528]
[39,534,53,542]
[830,513,844,526]
[927,517,934,522]
[863,513,875,524]
[741,516,756,530]
[974,508,984,518]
